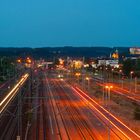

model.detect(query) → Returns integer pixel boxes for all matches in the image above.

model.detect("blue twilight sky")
[0,0,140,47]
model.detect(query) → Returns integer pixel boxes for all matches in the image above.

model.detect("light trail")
[0,88,19,114]
[0,73,29,114]
[73,86,140,139]
[72,87,131,140]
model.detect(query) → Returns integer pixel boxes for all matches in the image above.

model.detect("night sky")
[0,0,140,47]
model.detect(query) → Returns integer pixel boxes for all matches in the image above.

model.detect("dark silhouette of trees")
[122,59,134,76]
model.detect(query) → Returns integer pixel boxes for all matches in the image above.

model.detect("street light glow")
[26,57,32,63]
[75,72,81,77]
[130,71,134,74]
[119,69,122,73]
[105,85,113,89]
[17,59,21,63]
[85,77,89,80]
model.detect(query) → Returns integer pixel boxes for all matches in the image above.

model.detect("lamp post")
[75,72,81,84]
[111,68,114,82]
[130,71,133,80]
[130,71,134,92]
[121,78,124,89]
[135,77,137,93]
[105,85,113,102]
[85,77,90,90]
[119,69,122,85]
[105,85,113,140]
[67,70,70,80]
[100,66,102,76]
[105,67,108,82]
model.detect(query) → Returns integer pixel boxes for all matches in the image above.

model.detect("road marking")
[49,115,54,135]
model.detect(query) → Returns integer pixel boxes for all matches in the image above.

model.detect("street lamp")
[85,77,90,90]
[119,69,122,85]
[130,71,134,92]
[99,66,103,79]
[85,77,89,80]
[105,85,113,101]
[17,59,22,63]
[26,57,32,68]
[111,68,114,82]
[105,85,113,140]
[130,71,134,79]
[75,72,81,83]
[130,71,134,80]
[134,77,137,93]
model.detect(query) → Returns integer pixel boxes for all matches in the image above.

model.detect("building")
[97,59,119,67]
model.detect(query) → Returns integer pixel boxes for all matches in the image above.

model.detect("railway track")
[35,77,49,140]
[0,104,18,140]
[56,79,125,140]
[50,79,95,140]
[73,86,140,140]
[46,78,64,140]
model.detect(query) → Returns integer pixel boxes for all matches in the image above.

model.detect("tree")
[0,57,15,82]
[135,59,140,71]
[122,59,134,76]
